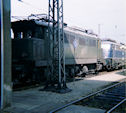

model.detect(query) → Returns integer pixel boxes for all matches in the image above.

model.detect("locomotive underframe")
[12,58,100,87]
[104,58,124,71]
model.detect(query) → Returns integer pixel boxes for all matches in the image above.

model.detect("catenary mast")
[47,0,68,92]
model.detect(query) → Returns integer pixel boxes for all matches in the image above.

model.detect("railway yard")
[1,0,126,112]
[4,70,126,113]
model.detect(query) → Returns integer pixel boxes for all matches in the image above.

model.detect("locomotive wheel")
[106,65,112,71]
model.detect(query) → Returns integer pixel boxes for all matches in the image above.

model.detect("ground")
[4,70,126,113]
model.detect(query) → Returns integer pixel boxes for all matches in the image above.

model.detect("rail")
[50,79,126,113]
[106,98,126,113]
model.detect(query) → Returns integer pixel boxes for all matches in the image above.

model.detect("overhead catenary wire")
[11,0,48,21]
[15,0,80,28]
[17,0,48,14]
[14,0,89,33]
[16,0,73,24]
[11,16,28,21]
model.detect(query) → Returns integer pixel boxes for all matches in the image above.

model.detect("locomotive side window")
[21,32,23,38]
[23,30,33,38]
[11,29,14,39]
[92,40,96,47]
[14,32,21,39]
[89,39,96,47]
[115,45,123,58]
[79,37,86,45]
[33,27,45,39]
[41,27,46,39]
[115,45,120,50]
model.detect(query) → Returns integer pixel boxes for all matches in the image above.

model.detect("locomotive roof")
[11,19,98,39]
[11,19,48,32]
[11,20,37,32]
[102,41,126,51]
[102,40,122,46]
[64,27,98,39]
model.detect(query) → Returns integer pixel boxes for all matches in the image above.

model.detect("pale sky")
[11,0,126,43]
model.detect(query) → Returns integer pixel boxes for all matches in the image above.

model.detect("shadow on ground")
[116,70,126,76]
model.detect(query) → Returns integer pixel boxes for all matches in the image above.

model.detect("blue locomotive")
[101,40,125,71]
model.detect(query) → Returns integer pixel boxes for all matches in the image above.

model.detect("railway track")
[110,99,126,113]
[50,79,126,113]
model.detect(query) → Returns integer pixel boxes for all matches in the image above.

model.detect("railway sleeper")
[94,96,125,102]
[104,92,126,97]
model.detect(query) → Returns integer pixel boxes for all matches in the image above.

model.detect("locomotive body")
[64,27,99,65]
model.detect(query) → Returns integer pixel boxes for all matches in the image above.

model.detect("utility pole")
[46,0,70,93]
[98,24,101,37]
[1,0,11,108]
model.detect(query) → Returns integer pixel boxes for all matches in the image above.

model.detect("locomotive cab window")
[32,26,46,39]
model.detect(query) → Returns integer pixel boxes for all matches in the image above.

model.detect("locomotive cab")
[11,20,48,87]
